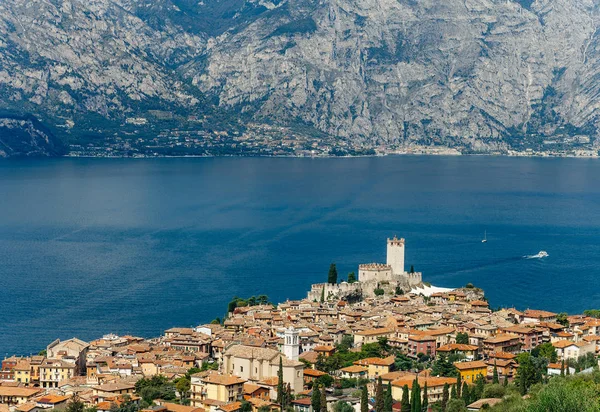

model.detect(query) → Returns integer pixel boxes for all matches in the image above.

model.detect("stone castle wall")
[307,282,362,301]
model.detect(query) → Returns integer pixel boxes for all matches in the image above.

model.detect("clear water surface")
[1,156,599,355]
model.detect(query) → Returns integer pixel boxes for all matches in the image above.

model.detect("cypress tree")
[321,387,327,412]
[441,383,449,410]
[450,384,457,399]
[401,385,410,412]
[492,361,499,384]
[384,382,393,412]
[456,374,462,397]
[474,375,485,401]
[311,386,321,412]
[411,379,421,412]
[421,382,428,411]
[375,377,384,412]
[519,371,527,395]
[361,386,369,412]
[560,359,565,377]
[328,263,338,284]
[503,375,508,387]
[320,286,325,303]
[348,272,357,284]
[277,357,284,406]
[461,382,470,405]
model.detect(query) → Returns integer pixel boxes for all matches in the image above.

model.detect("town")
[2,238,599,412]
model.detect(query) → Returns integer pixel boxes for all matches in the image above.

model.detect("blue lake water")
[1,156,600,355]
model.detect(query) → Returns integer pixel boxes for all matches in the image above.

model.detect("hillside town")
[2,238,600,412]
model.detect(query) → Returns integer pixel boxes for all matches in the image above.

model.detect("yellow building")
[391,376,456,404]
[14,360,31,385]
[0,387,42,406]
[39,359,76,388]
[353,356,395,379]
[190,372,246,406]
[454,361,487,383]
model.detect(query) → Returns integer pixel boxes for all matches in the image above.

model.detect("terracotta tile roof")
[453,361,487,370]
[340,365,368,373]
[391,376,456,389]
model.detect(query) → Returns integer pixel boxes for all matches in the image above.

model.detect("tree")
[66,393,85,412]
[583,309,600,319]
[456,375,462,397]
[240,401,253,412]
[442,383,449,410]
[384,382,393,412]
[503,375,508,387]
[410,379,421,412]
[311,386,321,412]
[401,385,410,412]
[516,352,546,394]
[277,357,284,406]
[461,382,470,405]
[328,263,338,284]
[431,354,458,377]
[410,265,415,274]
[422,382,428,411]
[492,361,499,384]
[556,312,569,327]
[455,333,469,345]
[321,286,325,303]
[334,401,355,412]
[321,387,328,412]
[361,386,369,412]
[560,359,565,377]
[445,399,467,412]
[375,377,384,412]
[348,272,357,284]
[473,374,485,402]
[532,343,558,363]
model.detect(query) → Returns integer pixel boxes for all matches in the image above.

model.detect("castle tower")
[386,236,405,275]
[283,327,299,361]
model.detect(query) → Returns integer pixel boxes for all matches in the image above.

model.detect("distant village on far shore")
[2,237,599,412]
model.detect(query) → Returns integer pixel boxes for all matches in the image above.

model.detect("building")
[0,387,43,406]
[92,383,136,402]
[39,359,76,388]
[482,334,521,355]
[453,361,488,383]
[307,237,423,301]
[436,344,480,361]
[353,328,394,347]
[190,372,246,406]
[353,357,395,379]
[391,376,456,404]
[407,335,437,358]
[552,340,595,361]
[47,338,89,375]
[282,328,299,361]
[222,345,304,395]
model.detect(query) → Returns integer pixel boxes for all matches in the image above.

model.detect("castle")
[307,236,422,301]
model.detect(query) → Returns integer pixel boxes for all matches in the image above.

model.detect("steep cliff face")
[198,0,600,150]
[0,114,66,157]
[0,0,599,155]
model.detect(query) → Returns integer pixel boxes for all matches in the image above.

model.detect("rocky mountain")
[0,0,599,156]
[0,113,66,157]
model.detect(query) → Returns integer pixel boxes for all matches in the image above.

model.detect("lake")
[1,156,599,355]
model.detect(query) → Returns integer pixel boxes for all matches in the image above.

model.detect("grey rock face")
[1,0,599,154]
[0,115,65,157]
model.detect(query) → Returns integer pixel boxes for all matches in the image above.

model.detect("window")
[240,366,243,372]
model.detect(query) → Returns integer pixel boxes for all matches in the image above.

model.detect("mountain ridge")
[0,0,599,157]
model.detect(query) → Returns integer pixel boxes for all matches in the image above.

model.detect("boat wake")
[525,251,549,259]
